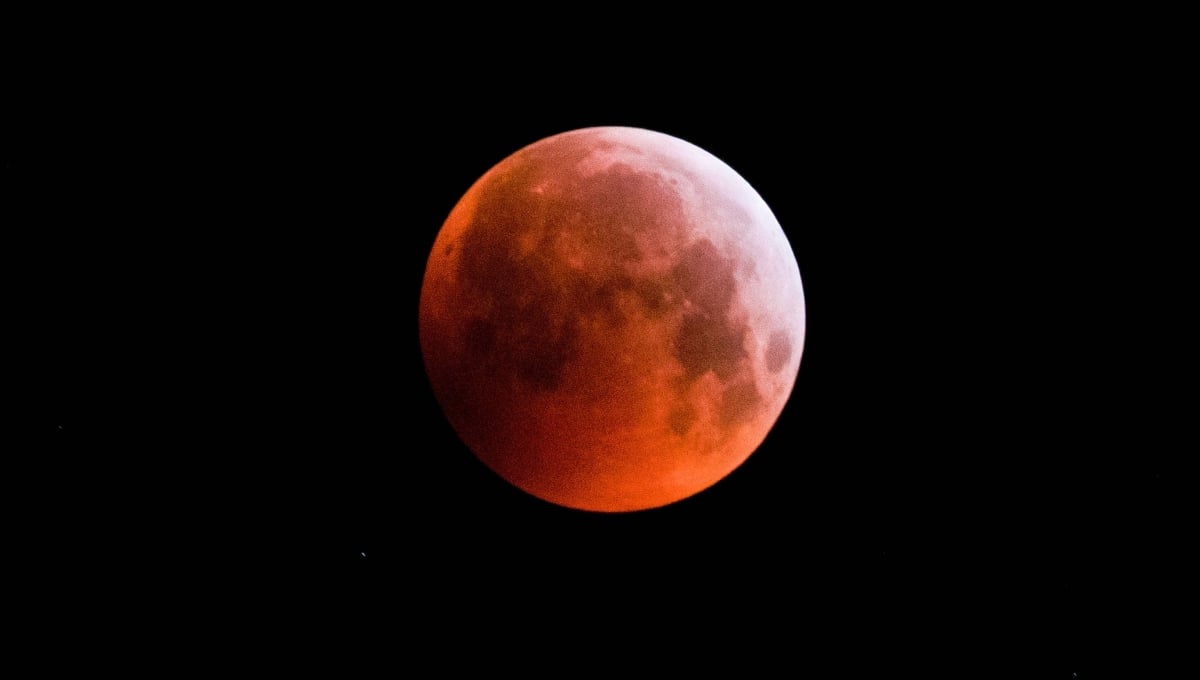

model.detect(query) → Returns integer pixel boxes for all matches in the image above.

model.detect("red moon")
[419,127,805,512]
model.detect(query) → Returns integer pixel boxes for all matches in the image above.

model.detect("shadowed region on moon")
[719,378,762,428]
[669,403,699,436]
[764,330,793,374]
[670,239,747,384]
[419,126,805,512]
[452,147,689,394]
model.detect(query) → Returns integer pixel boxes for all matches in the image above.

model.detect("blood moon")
[419,127,805,512]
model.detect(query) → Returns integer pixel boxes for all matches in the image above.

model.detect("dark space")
[17,15,1184,672]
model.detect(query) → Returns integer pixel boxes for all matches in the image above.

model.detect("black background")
[17,11,1186,671]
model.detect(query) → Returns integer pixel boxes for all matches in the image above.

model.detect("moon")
[419,126,805,512]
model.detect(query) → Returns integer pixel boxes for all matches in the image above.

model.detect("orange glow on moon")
[419,127,805,512]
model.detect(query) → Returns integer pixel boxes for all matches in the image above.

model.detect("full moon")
[419,127,805,512]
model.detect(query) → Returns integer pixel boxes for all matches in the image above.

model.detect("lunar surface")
[419,127,805,512]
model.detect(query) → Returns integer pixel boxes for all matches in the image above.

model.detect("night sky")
[19,15,1184,670]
